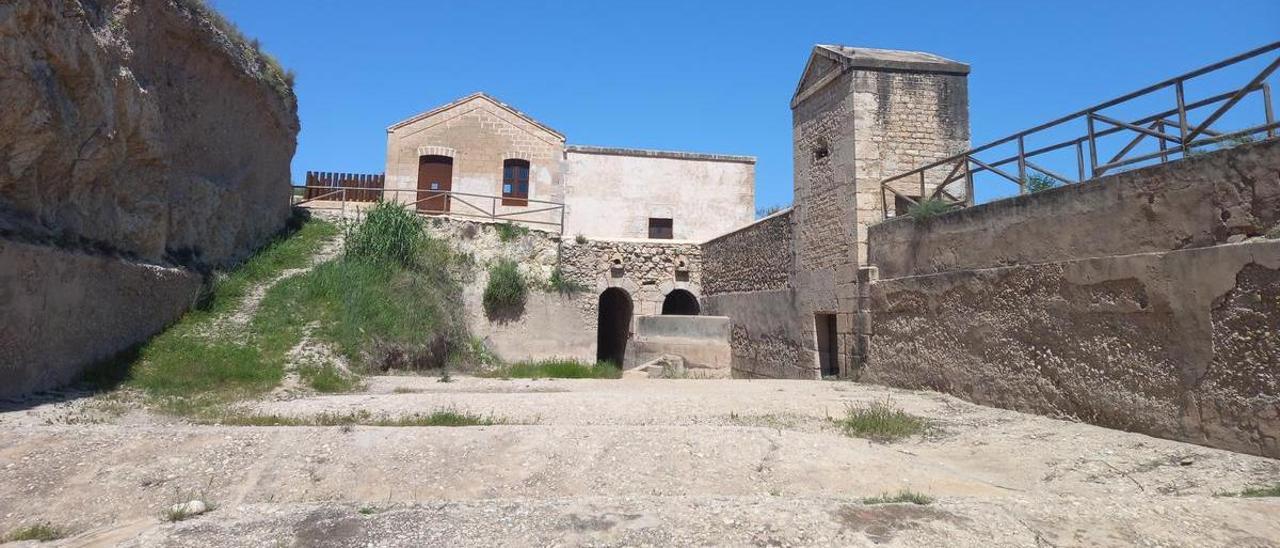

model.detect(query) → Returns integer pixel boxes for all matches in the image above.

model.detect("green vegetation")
[208,408,503,427]
[1266,225,1280,240]
[484,359,622,379]
[483,259,527,319]
[299,364,361,393]
[906,198,953,222]
[94,200,478,419]
[546,267,588,294]
[575,234,589,245]
[835,399,929,442]
[1221,483,1280,498]
[494,222,529,242]
[863,490,934,505]
[266,204,467,372]
[345,201,428,267]
[1024,171,1060,193]
[4,523,65,542]
[116,218,338,415]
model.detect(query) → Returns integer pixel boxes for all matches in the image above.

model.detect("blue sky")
[213,0,1278,210]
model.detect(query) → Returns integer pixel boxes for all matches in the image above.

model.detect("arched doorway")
[597,288,633,366]
[661,289,700,315]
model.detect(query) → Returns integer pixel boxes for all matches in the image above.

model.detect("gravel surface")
[1,377,1277,547]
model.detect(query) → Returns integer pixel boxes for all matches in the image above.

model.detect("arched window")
[502,159,529,206]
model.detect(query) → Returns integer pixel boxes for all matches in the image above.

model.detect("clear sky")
[212,0,1278,210]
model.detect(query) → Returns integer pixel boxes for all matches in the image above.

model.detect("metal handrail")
[290,185,567,234]
[879,41,1280,216]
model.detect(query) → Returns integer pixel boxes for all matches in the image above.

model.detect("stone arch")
[597,287,633,367]
[661,288,700,315]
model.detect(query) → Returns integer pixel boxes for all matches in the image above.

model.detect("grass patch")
[494,222,529,242]
[4,523,65,542]
[1221,483,1280,498]
[483,259,527,319]
[345,201,427,267]
[574,234,589,245]
[299,364,361,393]
[835,399,928,442]
[906,198,952,222]
[1266,225,1280,240]
[863,490,933,505]
[210,408,503,427]
[484,359,621,379]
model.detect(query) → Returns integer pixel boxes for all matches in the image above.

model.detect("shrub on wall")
[483,259,527,320]
[906,198,953,222]
[1024,172,1060,193]
[344,201,426,267]
[494,222,529,243]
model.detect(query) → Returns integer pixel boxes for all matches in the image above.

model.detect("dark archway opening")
[597,288,633,366]
[661,289,700,315]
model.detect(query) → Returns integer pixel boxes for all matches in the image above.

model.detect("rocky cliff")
[0,0,298,267]
[0,0,299,398]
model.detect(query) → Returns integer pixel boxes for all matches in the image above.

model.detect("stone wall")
[702,209,793,295]
[869,138,1280,279]
[0,0,298,397]
[424,217,704,367]
[864,240,1280,457]
[0,240,202,399]
[0,0,299,268]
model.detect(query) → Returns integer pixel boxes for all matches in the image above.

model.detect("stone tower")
[789,45,970,377]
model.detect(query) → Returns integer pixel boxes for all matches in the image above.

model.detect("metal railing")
[291,185,566,234]
[879,41,1280,216]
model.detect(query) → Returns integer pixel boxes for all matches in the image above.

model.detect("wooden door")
[416,155,453,213]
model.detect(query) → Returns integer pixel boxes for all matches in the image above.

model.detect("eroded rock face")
[0,0,299,267]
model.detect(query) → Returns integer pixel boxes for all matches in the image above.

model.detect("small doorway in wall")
[661,289,700,315]
[416,155,453,214]
[597,288,633,367]
[815,313,839,377]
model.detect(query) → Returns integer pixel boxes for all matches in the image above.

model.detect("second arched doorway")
[661,289,700,315]
[597,288,633,366]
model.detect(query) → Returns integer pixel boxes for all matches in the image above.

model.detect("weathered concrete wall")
[631,315,732,375]
[864,240,1280,457]
[563,147,755,241]
[0,0,299,268]
[385,94,566,228]
[869,139,1280,279]
[0,240,202,398]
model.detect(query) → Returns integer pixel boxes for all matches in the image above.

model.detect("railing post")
[1264,82,1276,139]
[918,171,926,201]
[1075,141,1085,183]
[1175,80,1190,154]
[1086,113,1098,178]
[963,159,974,207]
[1157,120,1169,163]
[1016,135,1027,194]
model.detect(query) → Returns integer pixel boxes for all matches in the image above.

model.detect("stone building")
[704,45,971,378]
[384,93,756,242]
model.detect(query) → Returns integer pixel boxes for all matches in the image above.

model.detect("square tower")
[789,45,969,376]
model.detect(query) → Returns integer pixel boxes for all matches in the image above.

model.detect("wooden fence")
[303,171,385,202]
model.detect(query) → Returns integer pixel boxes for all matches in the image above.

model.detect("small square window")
[648,218,673,239]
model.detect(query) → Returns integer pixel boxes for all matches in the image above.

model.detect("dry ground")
[1,377,1278,547]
